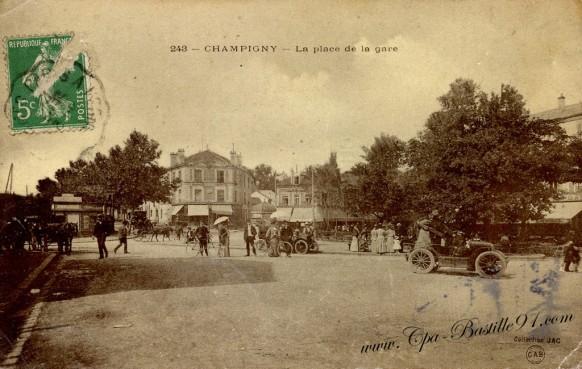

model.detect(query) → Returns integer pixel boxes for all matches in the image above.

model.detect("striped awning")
[171,205,184,216]
[211,205,233,215]
[188,205,209,216]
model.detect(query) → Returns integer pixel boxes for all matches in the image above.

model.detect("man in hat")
[243,220,257,256]
[93,214,109,259]
[196,221,210,256]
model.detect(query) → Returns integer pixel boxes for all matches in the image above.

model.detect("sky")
[0,0,581,195]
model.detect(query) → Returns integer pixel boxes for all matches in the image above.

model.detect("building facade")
[534,95,582,200]
[168,148,255,227]
[272,172,324,223]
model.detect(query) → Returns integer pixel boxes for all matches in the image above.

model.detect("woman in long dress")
[385,223,396,253]
[379,224,388,254]
[350,225,360,252]
[371,223,381,254]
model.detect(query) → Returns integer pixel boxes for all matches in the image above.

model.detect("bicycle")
[253,238,292,257]
[185,235,217,256]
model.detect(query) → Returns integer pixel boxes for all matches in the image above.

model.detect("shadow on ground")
[46,258,275,302]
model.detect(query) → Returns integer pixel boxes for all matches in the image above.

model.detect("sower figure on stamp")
[243,220,257,256]
[114,220,129,254]
[93,214,109,259]
[23,41,73,124]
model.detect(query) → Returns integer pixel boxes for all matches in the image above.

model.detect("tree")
[54,131,180,212]
[301,152,345,225]
[406,78,569,230]
[252,164,280,191]
[36,177,60,199]
[343,134,406,221]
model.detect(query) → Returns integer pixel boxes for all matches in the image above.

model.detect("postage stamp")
[5,33,90,133]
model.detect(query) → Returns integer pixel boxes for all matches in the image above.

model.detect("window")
[217,170,225,183]
[194,169,202,182]
[189,169,193,182]
[282,195,289,205]
[305,195,312,205]
[204,168,214,181]
[217,189,225,202]
[293,176,300,185]
[194,189,202,201]
[177,170,182,180]
[189,186,193,200]
[294,194,300,205]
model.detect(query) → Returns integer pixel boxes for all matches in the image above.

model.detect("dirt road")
[6,237,581,369]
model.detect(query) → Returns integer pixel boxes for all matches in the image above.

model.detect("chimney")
[230,145,238,166]
[177,148,185,163]
[170,152,178,166]
[558,94,566,108]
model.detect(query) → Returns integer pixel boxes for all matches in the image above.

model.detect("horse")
[0,218,30,255]
[150,226,173,241]
[38,222,78,254]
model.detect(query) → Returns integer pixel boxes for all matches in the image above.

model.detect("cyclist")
[279,221,293,257]
[304,222,315,247]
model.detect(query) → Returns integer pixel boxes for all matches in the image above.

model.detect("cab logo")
[526,345,545,364]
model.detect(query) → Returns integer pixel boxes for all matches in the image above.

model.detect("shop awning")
[171,205,184,216]
[539,202,582,223]
[270,208,293,221]
[211,205,233,215]
[188,205,209,216]
[289,207,324,222]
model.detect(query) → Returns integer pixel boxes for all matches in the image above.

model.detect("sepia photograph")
[0,1,581,368]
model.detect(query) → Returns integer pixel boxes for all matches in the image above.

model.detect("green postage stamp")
[5,33,90,132]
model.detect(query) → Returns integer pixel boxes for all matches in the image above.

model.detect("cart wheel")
[310,242,319,253]
[255,239,268,255]
[408,248,436,274]
[278,241,293,256]
[294,240,308,254]
[475,251,506,278]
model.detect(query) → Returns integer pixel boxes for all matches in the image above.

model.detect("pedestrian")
[379,223,388,254]
[243,220,257,256]
[349,224,360,252]
[93,214,109,259]
[384,223,395,253]
[196,221,209,256]
[114,220,129,254]
[218,221,230,257]
[562,232,580,272]
[414,219,432,249]
[278,221,293,257]
[370,223,381,254]
[265,220,280,257]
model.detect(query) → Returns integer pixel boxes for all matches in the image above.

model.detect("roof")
[252,190,275,198]
[540,201,582,223]
[170,149,252,173]
[532,102,582,122]
[251,202,276,213]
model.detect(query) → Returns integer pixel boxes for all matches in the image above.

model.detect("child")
[114,220,129,254]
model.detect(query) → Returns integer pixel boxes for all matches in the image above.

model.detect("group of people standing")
[350,222,402,254]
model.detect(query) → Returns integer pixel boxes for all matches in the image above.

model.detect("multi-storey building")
[168,148,255,227]
[533,95,582,228]
[534,95,582,200]
[272,171,323,223]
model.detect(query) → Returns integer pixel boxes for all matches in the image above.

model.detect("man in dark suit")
[93,214,109,259]
[243,220,257,256]
[196,221,209,256]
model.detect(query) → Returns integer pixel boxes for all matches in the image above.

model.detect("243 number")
[170,45,188,52]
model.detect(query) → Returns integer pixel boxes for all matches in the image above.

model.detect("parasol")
[214,216,230,226]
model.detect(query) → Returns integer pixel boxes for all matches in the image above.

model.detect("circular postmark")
[526,345,545,364]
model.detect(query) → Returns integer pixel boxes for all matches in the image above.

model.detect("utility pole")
[5,163,13,194]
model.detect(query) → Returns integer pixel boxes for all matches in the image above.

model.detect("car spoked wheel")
[475,251,507,278]
[408,248,436,273]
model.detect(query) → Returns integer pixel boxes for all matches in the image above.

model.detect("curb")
[0,253,58,314]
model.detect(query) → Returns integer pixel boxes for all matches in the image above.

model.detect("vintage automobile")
[406,239,508,278]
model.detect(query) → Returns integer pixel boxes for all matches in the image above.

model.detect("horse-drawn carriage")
[0,216,79,255]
